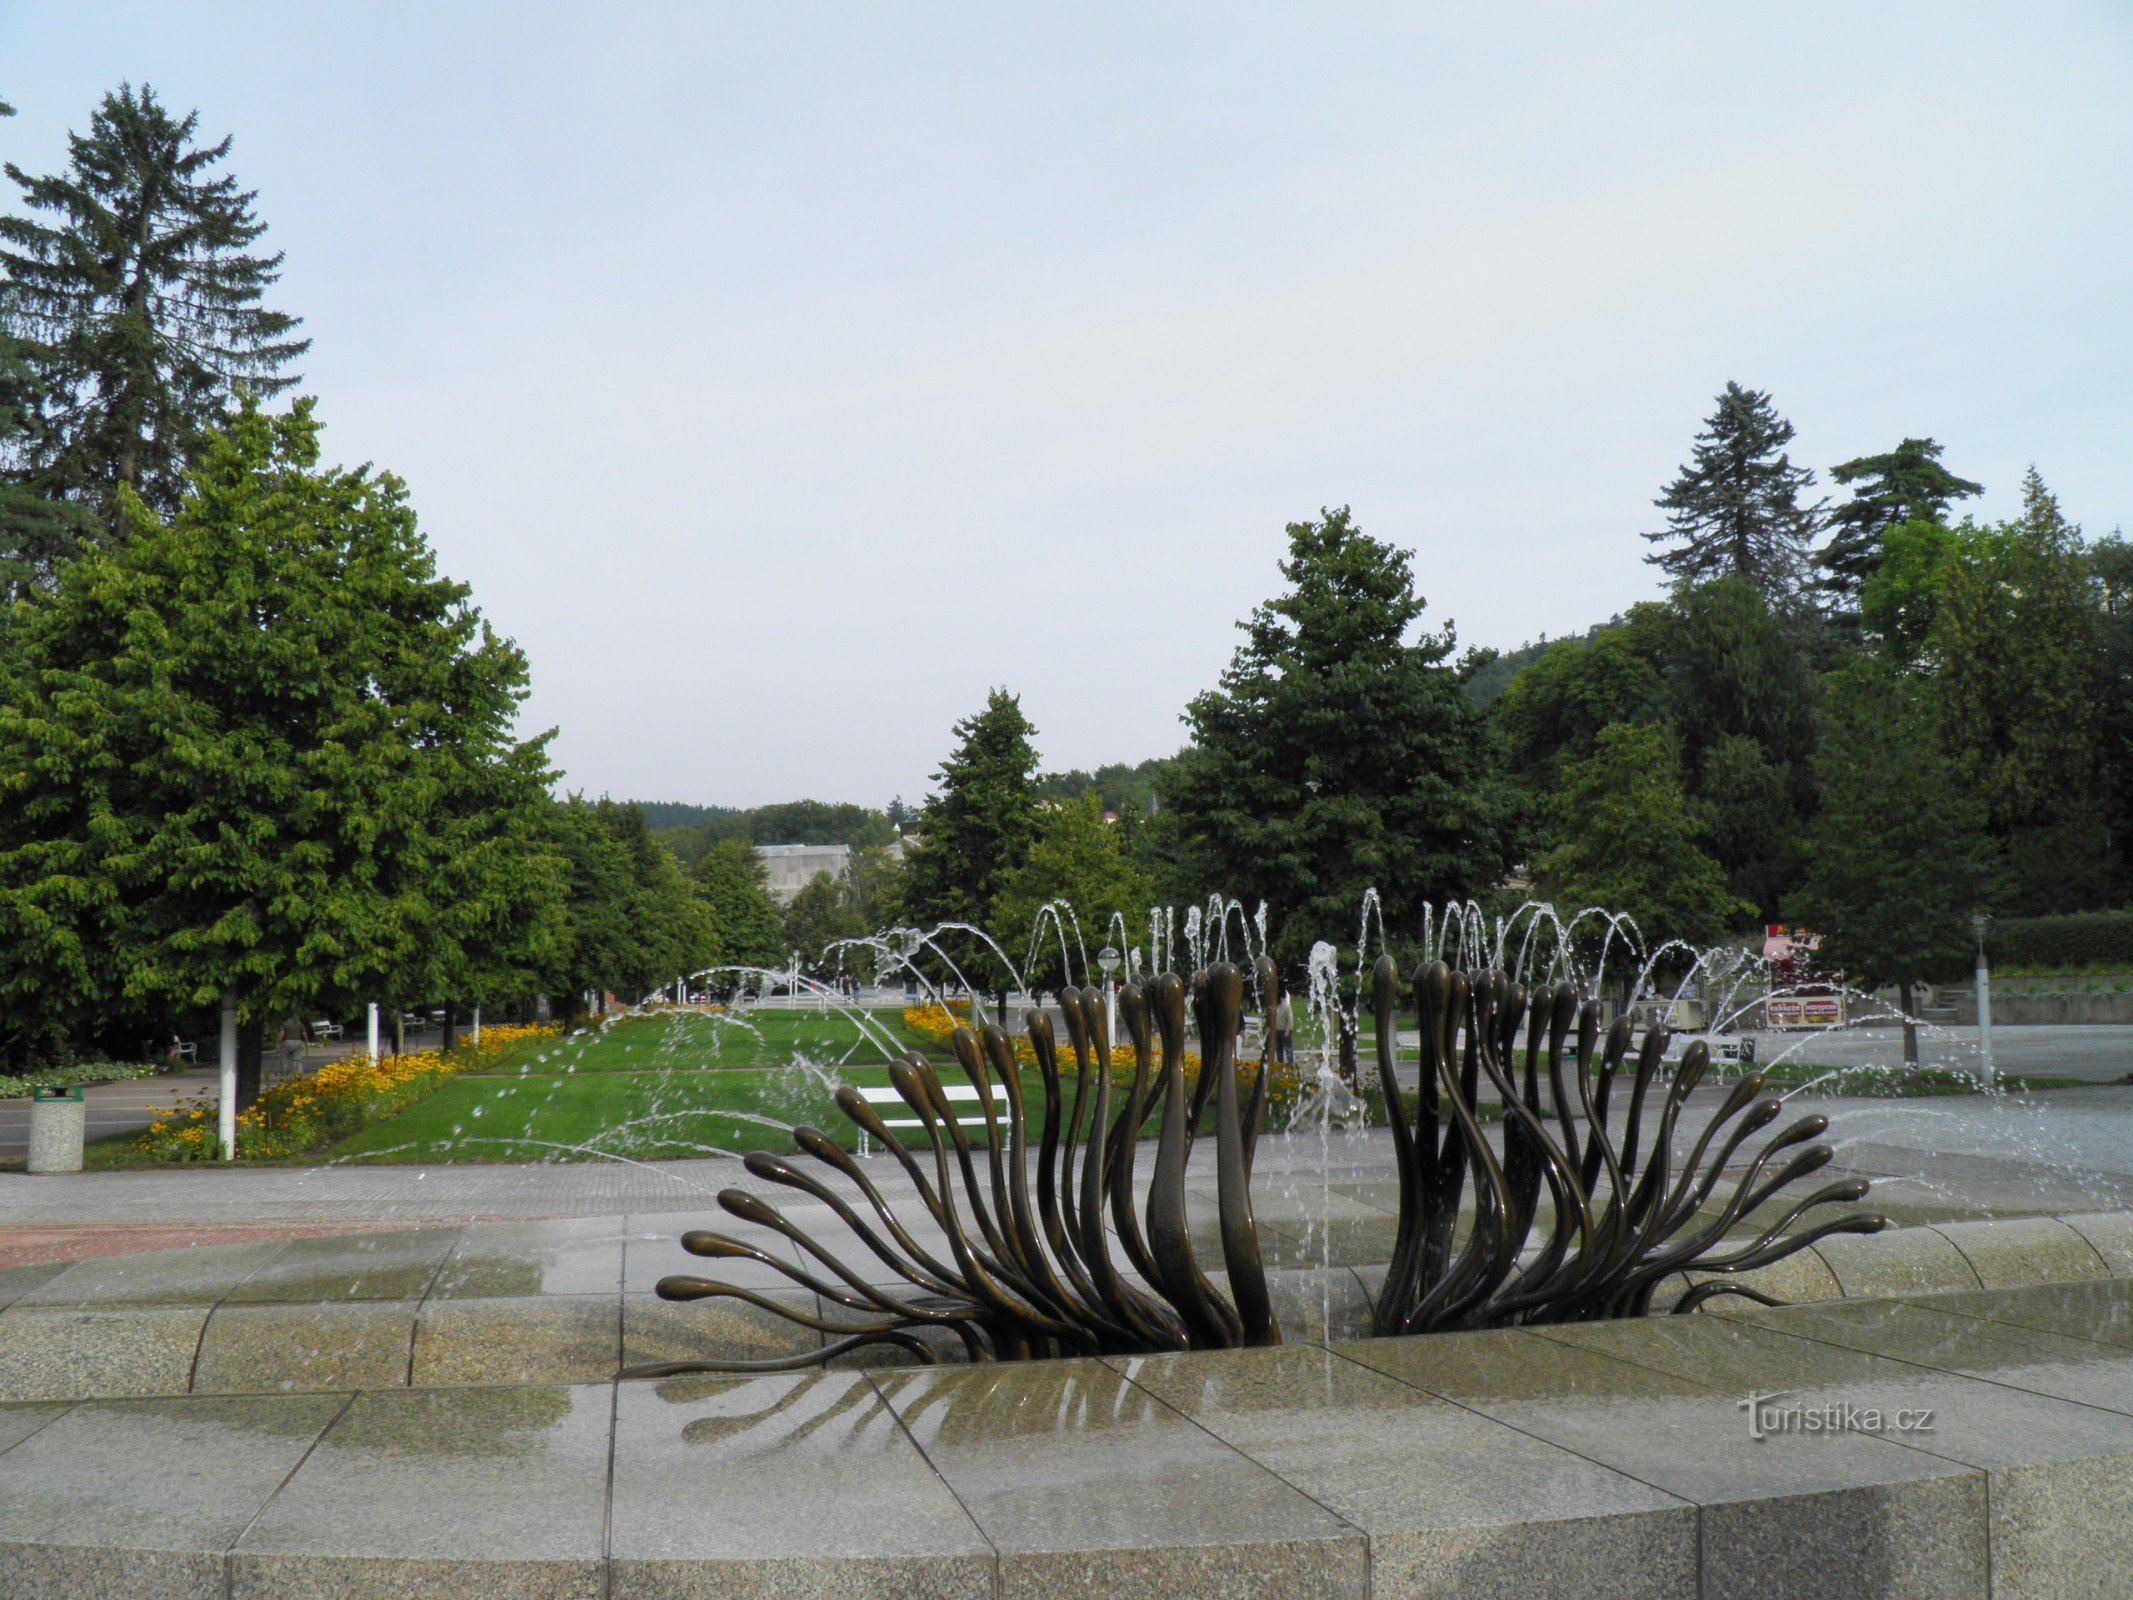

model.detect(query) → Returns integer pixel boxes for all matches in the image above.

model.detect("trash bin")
[27,1084,86,1175]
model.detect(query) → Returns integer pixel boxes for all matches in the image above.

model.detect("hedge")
[1989,911,2133,971]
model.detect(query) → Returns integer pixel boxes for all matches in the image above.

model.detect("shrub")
[1990,911,2133,971]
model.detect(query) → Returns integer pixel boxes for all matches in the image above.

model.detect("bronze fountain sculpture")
[625,952,1883,1376]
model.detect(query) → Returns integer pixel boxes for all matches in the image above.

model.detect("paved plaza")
[11,1037,2133,1595]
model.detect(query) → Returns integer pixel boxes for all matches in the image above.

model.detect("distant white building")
[756,842,851,906]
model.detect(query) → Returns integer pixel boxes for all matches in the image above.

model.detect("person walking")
[1273,982,1294,1066]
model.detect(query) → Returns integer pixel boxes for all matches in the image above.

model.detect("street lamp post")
[1097,946,1121,1051]
[1973,913,1995,1087]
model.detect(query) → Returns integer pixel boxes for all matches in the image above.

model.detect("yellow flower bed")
[135,1021,560,1162]
[901,1002,1310,1120]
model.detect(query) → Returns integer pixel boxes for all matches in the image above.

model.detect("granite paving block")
[0,1393,343,1599]
[1547,1313,2133,1600]
[1816,1224,1983,1298]
[414,1295,621,1386]
[429,1217,628,1298]
[2061,1211,2133,1275]
[624,1289,822,1371]
[1734,1295,2133,1417]
[875,1359,1367,1599]
[1118,1343,1696,1600]
[1931,1217,2110,1288]
[1346,1326,1987,1600]
[230,1384,611,1599]
[223,1226,460,1303]
[1909,1278,2133,1349]
[0,1262,68,1310]
[0,1306,209,1401]
[193,1300,417,1394]
[15,1240,288,1309]
[1546,1313,2133,1470]
[609,1369,993,1598]
[0,1402,71,1456]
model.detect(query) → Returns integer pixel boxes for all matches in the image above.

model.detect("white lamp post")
[1097,946,1121,1050]
[1973,913,1995,1087]
[217,991,238,1161]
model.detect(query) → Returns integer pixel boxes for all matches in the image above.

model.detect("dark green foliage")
[2091,534,2133,896]
[692,838,786,971]
[1034,755,1180,820]
[1492,581,1815,919]
[1459,637,1553,708]
[1820,438,1982,602]
[899,690,1043,947]
[0,84,307,537]
[632,801,740,834]
[1167,507,1510,960]
[1987,911,2133,971]
[1643,382,1821,600]
[1866,473,2111,913]
[994,793,1154,985]
[651,798,896,866]
[0,403,555,1072]
[1530,721,1747,949]
[0,329,96,598]
[782,871,864,971]
[1492,607,1672,792]
[543,798,716,1008]
[1789,658,1995,991]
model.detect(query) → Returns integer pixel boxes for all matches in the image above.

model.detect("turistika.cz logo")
[1738,1390,1936,1441]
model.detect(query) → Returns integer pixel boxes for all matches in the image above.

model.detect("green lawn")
[469,1006,943,1077]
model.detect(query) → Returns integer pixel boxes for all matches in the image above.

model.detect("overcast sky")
[6,3,2130,810]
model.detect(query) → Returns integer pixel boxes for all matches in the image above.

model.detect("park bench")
[311,1020,343,1041]
[855,1082,1008,1155]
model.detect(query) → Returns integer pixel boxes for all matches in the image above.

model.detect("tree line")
[6,85,2124,1081]
[0,86,817,1083]
[888,384,2130,1006]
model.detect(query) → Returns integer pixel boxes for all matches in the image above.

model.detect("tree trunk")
[236,1015,265,1109]
[441,1006,457,1055]
[1901,975,1920,1066]
[393,1008,405,1057]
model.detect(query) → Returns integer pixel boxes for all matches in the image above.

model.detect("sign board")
[1766,992,1846,1028]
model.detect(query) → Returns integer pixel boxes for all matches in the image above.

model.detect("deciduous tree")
[1530,722,1747,953]
[0,403,553,1084]
[1789,658,1995,1061]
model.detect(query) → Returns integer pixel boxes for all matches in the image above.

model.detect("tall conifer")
[1820,437,1982,601]
[1643,382,1820,600]
[0,84,307,545]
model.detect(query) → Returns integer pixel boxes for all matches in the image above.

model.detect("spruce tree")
[1167,507,1510,958]
[1820,437,1982,602]
[0,83,307,544]
[900,690,1043,946]
[1643,382,1820,600]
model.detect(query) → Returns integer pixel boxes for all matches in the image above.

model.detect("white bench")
[856,1082,1007,1154]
